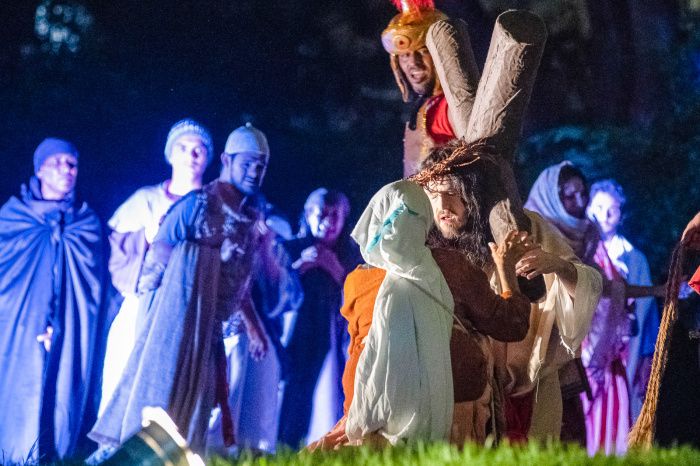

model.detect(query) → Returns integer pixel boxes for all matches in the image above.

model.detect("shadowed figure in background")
[586,179,660,425]
[277,188,361,448]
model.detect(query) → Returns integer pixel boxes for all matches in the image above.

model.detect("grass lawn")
[12,442,700,465]
[207,442,700,466]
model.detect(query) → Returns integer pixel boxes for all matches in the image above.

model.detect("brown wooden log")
[466,9,547,158]
[426,18,481,139]
[467,10,547,242]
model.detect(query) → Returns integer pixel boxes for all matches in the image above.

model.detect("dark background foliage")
[1,0,698,279]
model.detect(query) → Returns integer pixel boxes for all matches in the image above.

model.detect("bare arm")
[237,294,269,361]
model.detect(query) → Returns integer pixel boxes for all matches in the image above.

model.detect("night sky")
[1,0,413,224]
[1,1,697,275]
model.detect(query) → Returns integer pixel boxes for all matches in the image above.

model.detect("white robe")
[99,183,176,416]
[346,180,454,444]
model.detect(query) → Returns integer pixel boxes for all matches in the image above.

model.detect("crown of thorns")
[410,139,499,185]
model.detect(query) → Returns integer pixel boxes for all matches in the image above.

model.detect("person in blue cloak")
[0,138,106,463]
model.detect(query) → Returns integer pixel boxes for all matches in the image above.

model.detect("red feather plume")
[389,0,436,13]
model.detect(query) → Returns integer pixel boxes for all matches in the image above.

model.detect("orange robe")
[341,266,386,414]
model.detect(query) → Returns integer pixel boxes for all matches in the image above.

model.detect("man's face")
[306,203,347,245]
[169,134,208,180]
[222,151,269,196]
[559,176,588,219]
[424,178,466,239]
[37,152,78,200]
[397,47,435,96]
[588,191,621,236]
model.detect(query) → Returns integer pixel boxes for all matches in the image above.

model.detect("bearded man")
[382,2,548,301]
[308,179,531,449]
[417,142,601,442]
[89,127,273,458]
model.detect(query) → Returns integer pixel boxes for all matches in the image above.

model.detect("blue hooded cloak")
[0,179,105,462]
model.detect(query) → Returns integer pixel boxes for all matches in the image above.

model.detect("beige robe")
[492,210,602,439]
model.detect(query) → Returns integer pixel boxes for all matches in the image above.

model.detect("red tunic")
[403,94,455,177]
[425,94,455,144]
[689,265,700,294]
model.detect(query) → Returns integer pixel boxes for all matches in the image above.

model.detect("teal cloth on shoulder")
[365,202,419,253]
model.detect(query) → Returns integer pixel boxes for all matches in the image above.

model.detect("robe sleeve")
[463,289,530,342]
[431,248,530,342]
[137,194,200,293]
[528,210,602,354]
[108,230,148,295]
[107,187,155,295]
[549,262,603,354]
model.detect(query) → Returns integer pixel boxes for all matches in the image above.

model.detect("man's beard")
[427,223,491,269]
[438,219,462,240]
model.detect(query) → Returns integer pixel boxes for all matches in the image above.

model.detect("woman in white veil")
[345,180,455,444]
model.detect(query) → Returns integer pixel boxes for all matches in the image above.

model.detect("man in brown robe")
[416,142,601,442]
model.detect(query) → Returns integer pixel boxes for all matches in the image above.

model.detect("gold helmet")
[382,0,447,102]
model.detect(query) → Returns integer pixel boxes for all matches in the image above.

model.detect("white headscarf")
[524,161,598,263]
[346,180,454,444]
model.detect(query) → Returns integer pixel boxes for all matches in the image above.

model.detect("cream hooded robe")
[345,180,454,444]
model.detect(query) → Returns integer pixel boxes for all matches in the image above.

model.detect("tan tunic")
[491,210,602,439]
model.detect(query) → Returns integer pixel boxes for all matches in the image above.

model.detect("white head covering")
[524,161,598,262]
[346,179,454,444]
[224,123,270,156]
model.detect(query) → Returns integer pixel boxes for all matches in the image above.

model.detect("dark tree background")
[1,0,698,279]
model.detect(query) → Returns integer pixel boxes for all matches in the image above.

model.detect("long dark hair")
[421,143,494,268]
